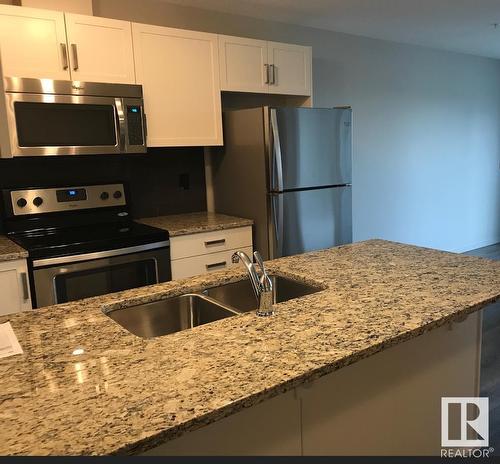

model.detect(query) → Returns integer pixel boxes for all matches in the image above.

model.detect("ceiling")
[162,0,500,59]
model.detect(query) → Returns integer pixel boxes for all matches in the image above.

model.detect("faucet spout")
[231,250,275,317]
[232,250,261,301]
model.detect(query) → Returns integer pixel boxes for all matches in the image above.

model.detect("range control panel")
[10,184,126,216]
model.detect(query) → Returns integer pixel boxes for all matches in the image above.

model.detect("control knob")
[100,192,109,201]
[16,198,27,208]
[33,197,43,207]
[113,190,122,199]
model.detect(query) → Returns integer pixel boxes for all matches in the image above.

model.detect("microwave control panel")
[127,105,144,146]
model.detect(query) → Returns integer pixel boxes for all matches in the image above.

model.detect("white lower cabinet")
[0,259,32,316]
[171,246,252,280]
[170,226,253,280]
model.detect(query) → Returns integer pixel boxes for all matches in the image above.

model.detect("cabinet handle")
[204,239,226,247]
[264,64,270,84]
[270,64,276,85]
[60,43,68,70]
[20,272,29,301]
[206,261,227,270]
[71,43,79,71]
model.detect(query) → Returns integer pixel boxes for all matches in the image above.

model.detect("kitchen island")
[1,240,500,455]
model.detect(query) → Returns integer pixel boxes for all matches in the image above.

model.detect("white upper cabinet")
[0,5,69,80]
[0,6,135,83]
[132,23,223,147]
[218,35,269,93]
[218,35,312,96]
[267,41,312,96]
[64,14,135,84]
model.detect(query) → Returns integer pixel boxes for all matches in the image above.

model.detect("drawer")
[171,246,253,280]
[170,226,252,260]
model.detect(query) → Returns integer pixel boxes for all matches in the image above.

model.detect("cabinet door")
[267,42,312,96]
[132,23,222,147]
[0,5,69,80]
[218,35,269,93]
[0,260,32,316]
[64,14,135,84]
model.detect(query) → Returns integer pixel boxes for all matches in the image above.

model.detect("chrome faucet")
[231,250,274,316]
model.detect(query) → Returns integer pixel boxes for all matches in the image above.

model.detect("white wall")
[94,1,500,251]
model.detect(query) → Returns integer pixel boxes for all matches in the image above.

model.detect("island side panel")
[299,311,482,456]
[141,311,480,456]
[141,389,301,456]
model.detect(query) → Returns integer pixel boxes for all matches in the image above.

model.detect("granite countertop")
[137,212,253,237]
[0,235,28,262]
[1,240,500,455]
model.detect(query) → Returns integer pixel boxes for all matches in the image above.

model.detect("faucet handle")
[253,250,266,274]
[253,250,272,292]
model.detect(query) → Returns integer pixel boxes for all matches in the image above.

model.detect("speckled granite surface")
[0,235,28,262]
[1,240,500,455]
[137,212,253,236]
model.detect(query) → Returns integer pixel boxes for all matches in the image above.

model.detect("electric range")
[1,183,171,308]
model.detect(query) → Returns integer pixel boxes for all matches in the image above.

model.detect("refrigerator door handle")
[271,193,284,258]
[270,108,284,192]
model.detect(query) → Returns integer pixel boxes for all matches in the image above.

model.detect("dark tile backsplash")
[0,147,207,219]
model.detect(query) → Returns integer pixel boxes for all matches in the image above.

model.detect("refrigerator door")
[269,107,352,192]
[269,185,352,258]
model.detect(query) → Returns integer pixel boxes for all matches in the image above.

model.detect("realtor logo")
[441,397,489,447]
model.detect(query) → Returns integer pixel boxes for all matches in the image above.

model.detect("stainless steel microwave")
[0,77,147,157]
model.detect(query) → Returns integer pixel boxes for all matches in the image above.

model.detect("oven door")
[5,92,122,156]
[32,244,171,308]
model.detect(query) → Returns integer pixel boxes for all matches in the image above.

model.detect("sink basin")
[105,294,239,338]
[106,275,322,338]
[204,275,323,313]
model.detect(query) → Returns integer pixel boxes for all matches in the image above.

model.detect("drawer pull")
[204,239,226,247]
[206,261,227,270]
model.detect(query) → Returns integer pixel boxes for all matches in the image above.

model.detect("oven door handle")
[32,241,169,268]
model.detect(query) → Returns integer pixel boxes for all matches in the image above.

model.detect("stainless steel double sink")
[105,276,322,339]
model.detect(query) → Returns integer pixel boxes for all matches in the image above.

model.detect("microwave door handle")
[115,98,126,151]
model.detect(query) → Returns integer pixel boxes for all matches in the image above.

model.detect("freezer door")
[269,186,352,258]
[270,107,352,191]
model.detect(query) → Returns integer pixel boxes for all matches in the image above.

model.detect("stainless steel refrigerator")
[211,106,352,260]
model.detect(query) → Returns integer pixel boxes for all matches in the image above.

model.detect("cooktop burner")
[8,221,168,260]
[1,183,169,261]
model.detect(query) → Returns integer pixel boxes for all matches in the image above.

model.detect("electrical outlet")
[179,173,190,190]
